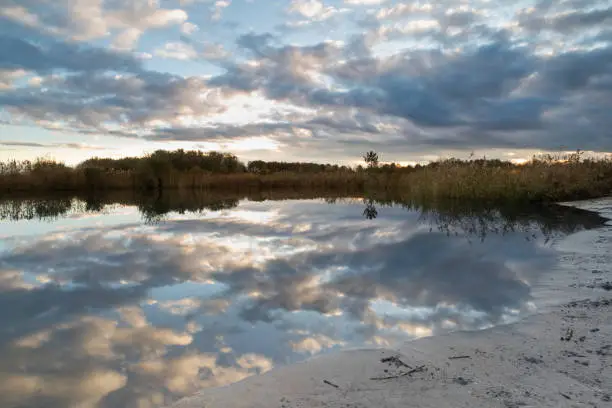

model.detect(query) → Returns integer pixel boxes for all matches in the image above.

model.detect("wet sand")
[170,198,612,408]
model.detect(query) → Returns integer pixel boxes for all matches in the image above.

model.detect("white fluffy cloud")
[288,0,343,22]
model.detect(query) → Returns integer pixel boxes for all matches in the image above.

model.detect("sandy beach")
[171,198,612,408]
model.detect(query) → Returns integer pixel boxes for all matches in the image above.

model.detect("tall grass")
[390,153,612,203]
[1,151,611,203]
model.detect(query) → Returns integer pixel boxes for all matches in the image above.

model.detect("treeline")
[78,150,245,174]
[0,149,367,194]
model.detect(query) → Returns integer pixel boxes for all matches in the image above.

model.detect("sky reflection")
[0,195,607,407]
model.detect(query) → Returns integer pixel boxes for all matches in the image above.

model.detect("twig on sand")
[449,355,471,360]
[381,356,412,368]
[370,365,426,380]
[323,380,340,389]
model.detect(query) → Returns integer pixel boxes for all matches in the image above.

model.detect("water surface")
[0,193,606,408]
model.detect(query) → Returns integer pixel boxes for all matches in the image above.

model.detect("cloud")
[154,42,199,60]
[375,3,433,20]
[289,0,333,20]
[181,22,199,35]
[1,0,187,43]
[345,0,388,5]
[287,0,346,25]
[0,70,226,132]
[212,0,231,21]
[290,334,345,354]
[0,68,28,89]
[209,29,612,151]
[0,141,107,150]
[517,4,612,34]
[0,33,142,75]
[159,297,204,315]
[111,28,143,51]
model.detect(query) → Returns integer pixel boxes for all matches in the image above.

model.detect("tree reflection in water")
[360,196,607,242]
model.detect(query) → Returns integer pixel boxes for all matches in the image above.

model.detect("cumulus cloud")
[289,0,334,20]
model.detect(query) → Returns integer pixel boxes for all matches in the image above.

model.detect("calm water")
[0,193,607,408]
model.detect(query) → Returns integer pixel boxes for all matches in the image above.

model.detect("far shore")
[169,198,612,408]
[2,149,612,204]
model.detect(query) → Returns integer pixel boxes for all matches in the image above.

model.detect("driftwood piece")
[448,355,471,360]
[370,365,426,380]
[381,356,412,369]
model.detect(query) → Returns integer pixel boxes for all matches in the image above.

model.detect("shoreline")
[170,197,612,408]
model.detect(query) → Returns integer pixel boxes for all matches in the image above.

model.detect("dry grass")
[1,152,611,203]
[392,156,612,202]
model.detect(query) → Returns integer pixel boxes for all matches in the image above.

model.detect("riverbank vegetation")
[1,149,611,203]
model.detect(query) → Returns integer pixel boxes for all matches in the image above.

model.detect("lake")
[0,192,607,408]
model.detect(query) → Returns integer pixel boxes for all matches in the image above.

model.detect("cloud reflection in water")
[0,195,606,407]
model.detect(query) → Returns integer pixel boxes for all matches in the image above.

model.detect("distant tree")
[363,151,379,168]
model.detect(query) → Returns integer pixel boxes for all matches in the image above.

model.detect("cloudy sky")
[0,0,611,165]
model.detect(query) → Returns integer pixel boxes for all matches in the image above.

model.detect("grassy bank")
[391,154,612,202]
[1,150,611,203]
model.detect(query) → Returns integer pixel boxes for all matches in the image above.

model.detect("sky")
[0,0,611,165]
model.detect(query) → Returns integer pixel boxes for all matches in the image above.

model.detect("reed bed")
[1,151,611,203]
[392,156,612,202]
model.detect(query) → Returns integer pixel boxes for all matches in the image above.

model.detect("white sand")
[171,198,612,408]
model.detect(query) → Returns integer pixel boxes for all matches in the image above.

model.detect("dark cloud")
[207,32,612,150]
[518,5,612,34]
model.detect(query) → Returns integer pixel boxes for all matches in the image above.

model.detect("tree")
[363,151,379,168]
